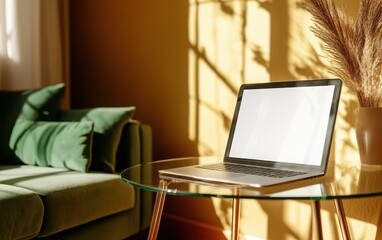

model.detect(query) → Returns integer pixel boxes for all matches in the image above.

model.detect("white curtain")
[0,0,70,107]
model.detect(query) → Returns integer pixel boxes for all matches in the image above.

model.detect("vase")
[355,107,382,165]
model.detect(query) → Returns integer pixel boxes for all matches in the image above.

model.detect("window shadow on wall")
[189,0,373,238]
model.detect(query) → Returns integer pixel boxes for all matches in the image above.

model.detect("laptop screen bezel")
[223,79,342,173]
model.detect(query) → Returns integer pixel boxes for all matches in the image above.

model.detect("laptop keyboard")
[198,163,306,178]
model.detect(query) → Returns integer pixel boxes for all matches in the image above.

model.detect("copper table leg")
[231,189,241,240]
[311,200,323,240]
[334,199,351,240]
[148,180,168,240]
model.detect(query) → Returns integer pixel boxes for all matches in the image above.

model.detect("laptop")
[159,79,342,187]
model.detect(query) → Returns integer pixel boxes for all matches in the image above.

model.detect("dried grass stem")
[299,0,382,107]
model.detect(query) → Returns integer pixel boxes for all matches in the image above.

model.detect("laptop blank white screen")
[229,85,335,166]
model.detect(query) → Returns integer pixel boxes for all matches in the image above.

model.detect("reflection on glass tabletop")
[120,156,382,200]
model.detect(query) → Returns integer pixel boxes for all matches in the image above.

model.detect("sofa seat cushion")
[0,165,135,237]
[0,183,44,240]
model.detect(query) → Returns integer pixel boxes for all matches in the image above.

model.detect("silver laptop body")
[160,79,342,187]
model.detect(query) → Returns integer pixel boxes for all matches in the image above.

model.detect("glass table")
[120,156,382,240]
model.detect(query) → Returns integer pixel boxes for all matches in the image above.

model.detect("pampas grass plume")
[299,0,382,107]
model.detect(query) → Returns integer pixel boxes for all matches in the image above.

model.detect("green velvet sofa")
[0,84,153,239]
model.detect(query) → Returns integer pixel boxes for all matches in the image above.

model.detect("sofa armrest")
[115,120,153,231]
[115,120,152,172]
[140,122,153,165]
[137,122,153,229]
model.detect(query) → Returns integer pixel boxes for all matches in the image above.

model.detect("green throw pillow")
[10,119,94,172]
[58,107,136,173]
[0,83,65,163]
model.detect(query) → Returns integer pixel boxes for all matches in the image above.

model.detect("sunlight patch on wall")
[289,1,327,80]
[239,199,269,239]
[283,201,317,239]
[335,87,359,167]
[187,1,376,239]
[188,0,271,156]
[245,2,270,82]
[348,216,378,239]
